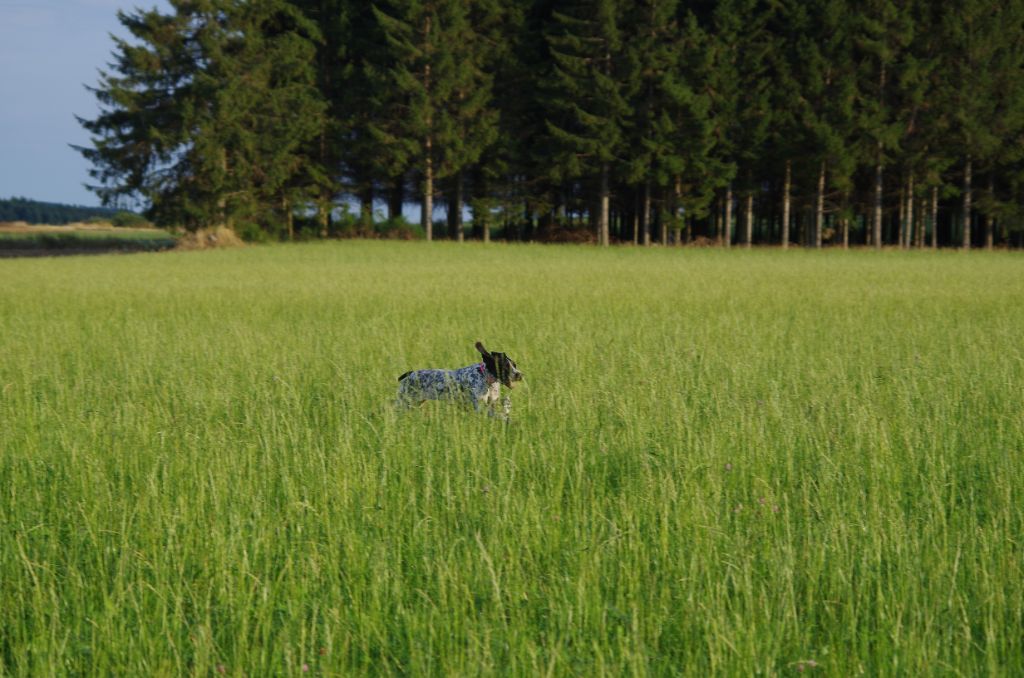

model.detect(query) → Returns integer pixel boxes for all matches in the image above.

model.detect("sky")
[0,0,168,207]
[0,0,428,221]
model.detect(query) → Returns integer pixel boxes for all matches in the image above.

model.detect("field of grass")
[0,224,176,254]
[1,242,1022,676]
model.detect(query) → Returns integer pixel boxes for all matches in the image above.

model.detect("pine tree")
[671,9,725,243]
[722,0,773,246]
[939,0,1024,249]
[371,0,500,241]
[853,0,915,248]
[438,0,502,240]
[77,3,202,225]
[474,0,529,241]
[898,0,953,248]
[622,0,701,246]
[78,0,324,232]
[199,0,327,233]
[685,0,774,246]
[763,0,810,247]
[292,0,352,235]
[790,0,859,248]
[541,0,632,246]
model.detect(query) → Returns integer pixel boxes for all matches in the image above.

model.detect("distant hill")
[0,196,131,225]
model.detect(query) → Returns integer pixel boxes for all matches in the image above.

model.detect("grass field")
[1,242,1022,676]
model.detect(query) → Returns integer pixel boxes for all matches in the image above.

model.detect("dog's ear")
[475,341,489,357]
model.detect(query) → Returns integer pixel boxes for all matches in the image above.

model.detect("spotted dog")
[396,342,523,418]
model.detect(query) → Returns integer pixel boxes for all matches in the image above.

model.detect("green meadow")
[1,242,1022,676]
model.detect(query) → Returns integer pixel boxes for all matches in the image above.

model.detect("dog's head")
[476,341,523,388]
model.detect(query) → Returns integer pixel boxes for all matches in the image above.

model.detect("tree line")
[0,197,124,226]
[78,0,1024,248]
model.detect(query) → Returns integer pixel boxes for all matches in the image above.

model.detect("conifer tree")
[939,0,1024,249]
[475,0,530,240]
[763,0,806,247]
[723,0,774,246]
[900,0,952,248]
[686,0,773,246]
[199,0,326,232]
[622,0,696,246]
[542,0,632,246]
[293,0,351,234]
[439,0,502,240]
[371,0,500,241]
[853,0,914,248]
[360,1,419,222]
[78,0,324,231]
[671,9,724,243]
[791,0,859,248]
[77,3,202,225]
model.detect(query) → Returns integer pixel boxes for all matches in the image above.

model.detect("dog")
[396,341,523,419]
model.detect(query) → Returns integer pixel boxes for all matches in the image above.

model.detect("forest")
[0,197,122,226]
[78,0,1024,248]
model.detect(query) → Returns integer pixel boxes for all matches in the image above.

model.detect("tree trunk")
[815,161,826,248]
[897,183,906,248]
[921,196,929,249]
[475,199,491,244]
[782,160,791,249]
[985,175,994,250]
[905,174,914,249]
[422,15,433,241]
[598,163,610,246]
[873,147,883,249]
[360,186,374,228]
[723,184,733,248]
[642,181,652,246]
[930,186,939,249]
[284,196,294,241]
[423,150,433,241]
[744,192,753,248]
[318,200,329,239]
[217,148,228,229]
[388,176,404,221]
[673,177,683,246]
[962,156,972,250]
[626,189,634,245]
[872,60,886,248]
[448,171,464,241]
[841,191,849,249]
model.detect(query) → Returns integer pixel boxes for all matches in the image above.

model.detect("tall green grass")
[1,243,1022,676]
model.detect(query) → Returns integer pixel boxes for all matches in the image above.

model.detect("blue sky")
[0,1,429,221]
[0,1,167,207]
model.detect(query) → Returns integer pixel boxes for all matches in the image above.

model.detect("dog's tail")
[397,370,413,382]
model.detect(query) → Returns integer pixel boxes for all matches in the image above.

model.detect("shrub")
[110,211,151,228]
[375,216,424,240]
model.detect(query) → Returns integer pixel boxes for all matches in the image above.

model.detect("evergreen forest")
[77,0,1024,248]
[0,197,121,226]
